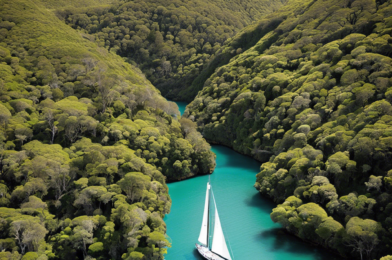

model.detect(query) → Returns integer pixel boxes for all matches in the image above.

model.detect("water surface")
[176,101,188,115]
[164,102,338,260]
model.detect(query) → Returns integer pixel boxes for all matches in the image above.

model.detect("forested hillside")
[0,0,215,259]
[60,0,288,101]
[2,0,392,259]
[185,0,392,259]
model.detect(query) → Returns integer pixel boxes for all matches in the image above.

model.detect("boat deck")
[195,244,227,260]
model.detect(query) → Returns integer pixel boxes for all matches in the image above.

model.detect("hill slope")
[60,0,288,101]
[0,0,214,259]
[185,0,392,258]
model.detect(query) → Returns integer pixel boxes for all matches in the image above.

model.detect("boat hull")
[195,244,227,260]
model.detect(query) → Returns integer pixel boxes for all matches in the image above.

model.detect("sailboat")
[195,182,232,260]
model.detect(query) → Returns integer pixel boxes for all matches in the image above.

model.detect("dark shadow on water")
[190,249,205,260]
[244,193,276,214]
[212,145,260,171]
[259,228,343,260]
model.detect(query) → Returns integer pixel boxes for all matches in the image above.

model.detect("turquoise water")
[164,102,338,260]
[176,101,188,115]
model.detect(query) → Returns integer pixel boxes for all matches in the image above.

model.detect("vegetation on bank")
[185,0,392,259]
[61,0,288,101]
[0,0,215,259]
[2,0,392,258]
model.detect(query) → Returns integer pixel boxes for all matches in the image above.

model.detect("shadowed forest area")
[61,0,287,101]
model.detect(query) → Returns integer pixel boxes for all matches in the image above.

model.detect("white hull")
[195,244,227,260]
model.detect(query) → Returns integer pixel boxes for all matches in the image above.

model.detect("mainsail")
[211,193,232,260]
[198,183,210,246]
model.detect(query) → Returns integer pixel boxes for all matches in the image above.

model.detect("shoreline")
[166,139,345,259]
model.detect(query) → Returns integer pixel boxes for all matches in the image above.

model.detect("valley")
[0,0,392,259]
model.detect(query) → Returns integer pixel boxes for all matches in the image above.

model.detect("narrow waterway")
[164,102,339,260]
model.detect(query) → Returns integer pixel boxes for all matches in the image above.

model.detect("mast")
[198,183,210,246]
[207,183,210,248]
[207,175,210,248]
[211,190,232,260]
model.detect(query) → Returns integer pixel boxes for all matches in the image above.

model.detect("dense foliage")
[185,0,392,259]
[62,0,287,101]
[3,0,392,258]
[0,0,215,259]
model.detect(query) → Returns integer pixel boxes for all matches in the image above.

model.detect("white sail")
[211,194,232,260]
[198,183,210,246]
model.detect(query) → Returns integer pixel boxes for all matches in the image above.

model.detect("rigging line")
[228,238,235,260]
[210,187,215,251]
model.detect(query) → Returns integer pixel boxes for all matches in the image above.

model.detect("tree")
[118,172,150,202]
[0,103,11,127]
[122,92,137,115]
[71,220,96,258]
[365,175,382,192]
[14,126,33,146]
[47,162,74,204]
[44,108,57,144]
[315,218,344,248]
[179,118,196,137]
[21,196,47,211]
[125,251,144,260]
[345,217,382,260]
[147,231,170,249]
[82,57,98,73]
[88,242,104,256]
[165,102,180,118]
[73,186,107,215]
[354,84,375,106]
[11,219,48,254]
[64,116,81,143]
[161,60,172,76]
[253,92,266,116]
[134,88,153,107]
[97,79,116,113]
[327,193,376,220]
[78,116,98,137]
[11,178,48,201]
[341,69,359,85]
